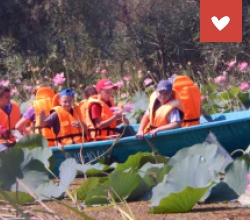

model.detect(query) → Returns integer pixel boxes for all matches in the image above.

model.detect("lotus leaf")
[150,155,214,213]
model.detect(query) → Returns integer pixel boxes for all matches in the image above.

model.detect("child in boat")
[0,85,21,148]
[39,89,87,146]
[79,85,98,120]
[85,78,129,141]
[15,85,57,146]
[136,79,184,140]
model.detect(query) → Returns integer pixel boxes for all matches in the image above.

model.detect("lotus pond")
[1,133,250,219]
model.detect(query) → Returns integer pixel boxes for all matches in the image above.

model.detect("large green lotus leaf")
[35,182,64,200]
[150,155,214,213]
[138,163,172,186]
[76,163,110,176]
[107,171,141,200]
[77,177,107,200]
[127,179,149,201]
[0,191,35,205]
[149,185,212,213]
[205,182,238,203]
[15,134,53,169]
[85,171,141,205]
[169,133,233,174]
[85,184,109,205]
[115,152,153,172]
[59,158,77,188]
[224,156,250,195]
[29,147,52,168]
[36,158,78,200]
[140,155,169,166]
[15,134,48,149]
[0,148,48,192]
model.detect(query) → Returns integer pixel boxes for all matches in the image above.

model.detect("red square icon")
[200,0,242,42]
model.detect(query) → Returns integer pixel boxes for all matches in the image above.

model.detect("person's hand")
[122,117,130,125]
[114,111,123,120]
[149,128,158,137]
[39,110,46,123]
[57,142,64,151]
[135,131,144,140]
[71,121,88,133]
[71,121,81,127]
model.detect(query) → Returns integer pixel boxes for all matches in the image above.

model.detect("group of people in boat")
[0,75,206,150]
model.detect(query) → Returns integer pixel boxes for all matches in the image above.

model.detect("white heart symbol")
[211,16,230,31]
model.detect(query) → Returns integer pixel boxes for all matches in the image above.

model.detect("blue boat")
[51,110,250,174]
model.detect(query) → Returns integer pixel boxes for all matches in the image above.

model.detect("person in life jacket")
[0,85,21,148]
[15,85,57,146]
[39,89,87,146]
[170,75,210,126]
[136,79,184,140]
[79,85,98,123]
[86,78,129,141]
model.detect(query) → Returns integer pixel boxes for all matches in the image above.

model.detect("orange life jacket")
[0,101,21,147]
[52,106,84,145]
[52,93,60,107]
[86,95,118,141]
[30,87,57,146]
[172,76,201,127]
[144,91,184,133]
[79,99,88,122]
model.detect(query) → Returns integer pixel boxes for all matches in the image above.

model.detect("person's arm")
[93,114,122,129]
[91,104,122,129]
[135,109,150,140]
[15,117,31,131]
[15,106,35,132]
[149,108,181,137]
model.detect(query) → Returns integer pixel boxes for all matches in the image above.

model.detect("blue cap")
[157,80,172,93]
[60,89,74,98]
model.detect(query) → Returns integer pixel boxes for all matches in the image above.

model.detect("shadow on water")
[203,115,226,122]
[213,115,226,122]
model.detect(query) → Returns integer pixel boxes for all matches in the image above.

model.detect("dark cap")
[157,79,172,93]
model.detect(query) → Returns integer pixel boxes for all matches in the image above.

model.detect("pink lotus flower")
[201,95,205,101]
[246,184,250,191]
[123,102,134,113]
[23,85,32,91]
[246,174,250,183]
[123,76,131,81]
[101,69,107,74]
[10,86,19,96]
[240,82,250,91]
[116,80,124,88]
[144,78,153,86]
[214,76,226,84]
[0,125,7,134]
[52,72,66,86]
[238,62,248,72]
[0,80,9,87]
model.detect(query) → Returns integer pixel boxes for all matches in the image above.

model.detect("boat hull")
[51,111,250,175]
